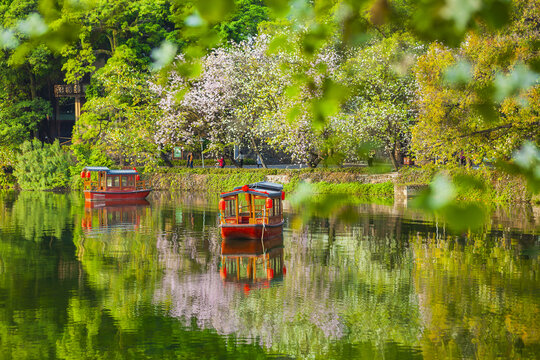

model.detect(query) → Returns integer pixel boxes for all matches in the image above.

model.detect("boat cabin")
[82,167,147,192]
[82,166,151,202]
[219,181,284,226]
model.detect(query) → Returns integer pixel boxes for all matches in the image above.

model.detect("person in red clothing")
[218,156,225,168]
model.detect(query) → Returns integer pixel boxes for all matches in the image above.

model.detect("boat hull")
[220,222,283,240]
[84,189,151,201]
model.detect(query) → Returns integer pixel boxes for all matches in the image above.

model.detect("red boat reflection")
[81,199,150,231]
[220,235,286,292]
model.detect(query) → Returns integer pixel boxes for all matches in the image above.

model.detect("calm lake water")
[0,191,539,359]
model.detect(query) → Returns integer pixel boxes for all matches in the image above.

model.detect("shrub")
[14,139,74,190]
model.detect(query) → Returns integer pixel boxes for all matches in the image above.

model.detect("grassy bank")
[398,165,532,203]
[149,167,396,197]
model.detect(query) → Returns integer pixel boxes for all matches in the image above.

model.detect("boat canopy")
[221,181,283,198]
[84,167,138,175]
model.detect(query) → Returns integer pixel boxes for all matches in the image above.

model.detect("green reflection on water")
[0,191,538,359]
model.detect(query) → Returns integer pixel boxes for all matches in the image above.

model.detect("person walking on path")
[256,155,262,168]
[186,152,194,168]
[238,153,244,168]
[218,156,225,168]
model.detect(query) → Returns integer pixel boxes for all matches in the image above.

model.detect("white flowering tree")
[153,32,421,168]
[152,36,289,166]
[334,33,423,169]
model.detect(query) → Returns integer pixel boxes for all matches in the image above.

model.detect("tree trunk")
[250,137,267,168]
[29,72,36,100]
[225,154,240,168]
[160,150,173,167]
[389,141,399,170]
[308,152,321,168]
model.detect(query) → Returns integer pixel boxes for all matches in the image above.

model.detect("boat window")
[253,196,267,218]
[224,198,236,217]
[127,176,134,187]
[238,194,251,216]
[111,176,119,187]
[121,176,127,187]
[107,177,112,187]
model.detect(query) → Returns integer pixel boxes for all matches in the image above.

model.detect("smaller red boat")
[219,181,284,240]
[82,167,151,202]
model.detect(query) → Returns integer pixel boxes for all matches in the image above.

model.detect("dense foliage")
[13,139,73,190]
[0,0,537,199]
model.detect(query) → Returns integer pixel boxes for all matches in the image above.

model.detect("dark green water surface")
[0,191,539,359]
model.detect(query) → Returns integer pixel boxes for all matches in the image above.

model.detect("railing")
[83,179,151,191]
[136,180,151,190]
[220,198,282,225]
[83,180,100,190]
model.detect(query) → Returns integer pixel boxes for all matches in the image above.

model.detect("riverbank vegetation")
[0,0,538,212]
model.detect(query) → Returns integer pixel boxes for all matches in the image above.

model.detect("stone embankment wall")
[266,172,398,185]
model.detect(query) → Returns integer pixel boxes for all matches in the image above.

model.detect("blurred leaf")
[289,182,352,228]
[195,0,235,23]
[493,64,539,103]
[499,142,540,194]
[444,60,472,87]
[480,0,512,29]
[513,142,540,168]
[17,13,48,37]
[301,24,330,57]
[413,173,456,211]
[442,202,486,232]
[0,28,19,49]
[284,85,300,98]
[440,0,481,31]
[150,41,178,71]
[264,0,290,17]
[38,0,60,22]
[185,11,206,27]
[268,34,293,54]
[453,174,486,192]
[472,101,499,123]
[287,105,302,123]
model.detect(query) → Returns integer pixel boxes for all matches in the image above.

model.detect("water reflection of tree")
[412,230,540,358]
[0,192,81,359]
[154,214,424,358]
[2,192,538,359]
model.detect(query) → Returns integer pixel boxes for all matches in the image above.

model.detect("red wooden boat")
[219,181,284,240]
[82,167,151,202]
